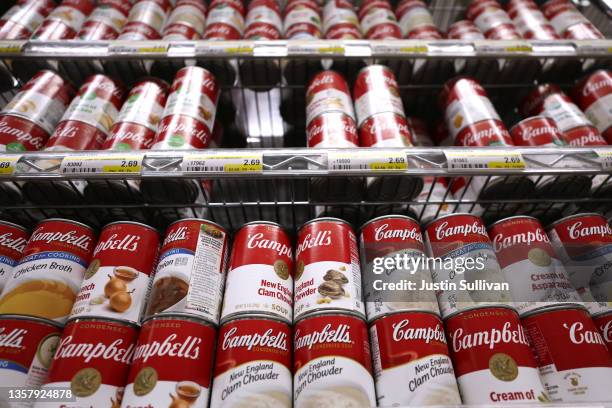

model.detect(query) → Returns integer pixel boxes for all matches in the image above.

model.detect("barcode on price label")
[329,151,408,172]
[182,153,264,173]
[596,150,612,170]
[446,151,525,171]
[60,155,143,174]
[0,156,20,176]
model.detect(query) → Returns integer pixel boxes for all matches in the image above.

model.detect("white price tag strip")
[182,153,263,173]
[0,156,20,176]
[446,151,525,171]
[596,150,612,170]
[60,154,143,174]
[109,42,168,54]
[0,42,23,54]
[475,41,533,54]
[329,151,408,172]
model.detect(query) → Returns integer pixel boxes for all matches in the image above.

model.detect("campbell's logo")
[366,117,410,137]
[245,24,281,39]
[364,70,398,90]
[463,125,509,146]
[434,220,487,241]
[0,327,26,349]
[93,233,140,256]
[54,335,134,364]
[562,321,606,346]
[133,333,201,362]
[519,124,561,141]
[82,78,123,101]
[221,327,288,351]
[294,323,352,350]
[450,322,529,352]
[30,229,92,251]
[51,123,79,139]
[0,119,46,150]
[0,232,27,253]
[492,228,550,252]
[566,221,612,240]
[158,119,210,145]
[247,232,292,259]
[308,119,356,139]
[392,319,446,344]
[163,226,189,246]
[599,320,611,343]
[307,73,338,95]
[296,230,332,257]
[374,223,422,243]
[110,128,154,148]
[582,76,612,98]
[566,131,605,147]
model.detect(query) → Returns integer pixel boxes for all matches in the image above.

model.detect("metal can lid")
[38,218,95,232]
[0,219,28,233]
[298,217,353,232]
[545,212,604,232]
[102,220,160,234]
[422,212,478,232]
[360,214,419,231]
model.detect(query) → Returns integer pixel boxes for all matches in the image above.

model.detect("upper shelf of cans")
[0,0,610,60]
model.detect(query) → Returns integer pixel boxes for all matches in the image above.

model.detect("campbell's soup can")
[35,318,138,408]
[162,0,207,40]
[423,214,513,318]
[370,311,460,406]
[360,6,401,39]
[77,0,131,40]
[0,221,29,293]
[396,0,442,39]
[571,70,612,145]
[203,0,245,40]
[32,0,96,40]
[152,66,220,150]
[593,311,612,355]
[446,306,548,404]
[547,213,612,316]
[358,111,413,147]
[506,0,559,39]
[70,221,160,325]
[0,70,75,152]
[0,316,62,406]
[118,0,171,40]
[306,70,356,126]
[522,305,612,402]
[466,0,521,39]
[210,316,292,407]
[353,65,405,128]
[541,0,602,38]
[294,218,365,321]
[146,218,229,325]
[307,111,359,148]
[360,216,439,321]
[0,219,96,323]
[0,1,55,40]
[122,315,216,408]
[488,216,582,316]
[293,312,376,407]
[283,0,322,39]
[244,0,282,39]
[222,222,293,324]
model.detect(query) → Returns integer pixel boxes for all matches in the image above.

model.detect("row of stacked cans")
[0,210,611,406]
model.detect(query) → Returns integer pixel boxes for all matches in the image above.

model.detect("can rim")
[442,304,518,321]
[38,218,95,232]
[142,312,216,327]
[592,309,612,319]
[102,220,160,234]
[360,214,419,231]
[520,303,587,319]
[221,313,291,326]
[65,315,140,329]
[0,314,63,329]
[0,219,28,232]
[422,212,478,232]
[294,309,366,324]
[238,220,284,230]
[166,217,226,233]
[487,215,540,230]
[368,309,442,326]
[545,212,604,231]
[298,217,352,232]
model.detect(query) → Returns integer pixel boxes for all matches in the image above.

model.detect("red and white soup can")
[546,213,612,316]
[353,65,405,128]
[307,111,359,148]
[593,311,612,355]
[541,0,603,39]
[222,222,294,324]
[118,0,171,40]
[152,66,220,150]
[77,0,131,40]
[506,0,558,39]
[146,218,229,325]
[122,315,217,408]
[0,70,75,152]
[70,221,160,325]
[244,0,282,40]
[103,78,169,151]
[370,311,461,406]
[0,1,55,40]
[446,306,548,404]
[0,316,62,393]
[211,316,292,407]
[32,0,95,40]
[520,83,606,147]
[562,21,603,40]
[35,318,138,408]
[447,19,485,39]
[572,70,612,145]
[510,115,565,147]
[0,220,28,294]
[204,0,245,40]
[360,215,439,321]
[293,312,376,408]
[46,74,125,151]
[423,214,513,319]
[323,0,361,39]
[488,216,582,316]
[0,218,96,323]
[306,70,356,126]
[395,0,441,39]
[283,0,322,39]
[359,112,413,147]
[360,5,401,39]
[162,0,207,40]
[522,306,612,402]
[466,0,521,39]
[294,218,365,321]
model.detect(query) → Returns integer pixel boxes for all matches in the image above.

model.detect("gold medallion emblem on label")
[84,259,101,280]
[489,353,518,381]
[274,260,289,280]
[528,248,551,267]
[295,260,304,281]
[134,366,158,396]
[71,367,102,397]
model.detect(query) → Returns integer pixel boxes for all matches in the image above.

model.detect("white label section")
[306,88,355,125]
[399,7,434,37]
[61,95,120,136]
[284,8,321,34]
[34,382,120,408]
[457,367,547,405]
[47,6,88,32]
[120,380,210,408]
[3,5,45,32]
[2,91,66,135]
[500,258,583,316]
[182,153,263,173]
[512,9,548,36]
[246,6,282,31]
[87,6,127,33]
[473,8,513,32]
[126,1,168,33]
[374,354,460,406]
[294,357,376,408]
[222,264,293,322]
[70,265,150,324]
[206,7,245,34]
[116,92,165,132]
[60,154,143,175]
[323,8,359,34]
[210,362,292,407]
[360,9,396,36]
[549,10,588,34]
[166,5,206,33]
[0,256,17,294]
[538,366,612,403]
[584,93,612,134]
[294,260,365,320]
[445,95,500,141]
[542,99,592,133]
[354,91,404,127]
[162,88,216,133]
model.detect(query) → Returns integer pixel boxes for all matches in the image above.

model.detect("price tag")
[109,42,168,54]
[224,46,254,55]
[446,151,525,171]
[0,42,22,54]
[317,46,344,54]
[60,154,143,174]
[329,151,408,172]
[182,153,263,173]
[0,156,19,176]
[596,150,612,170]
[475,41,533,54]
